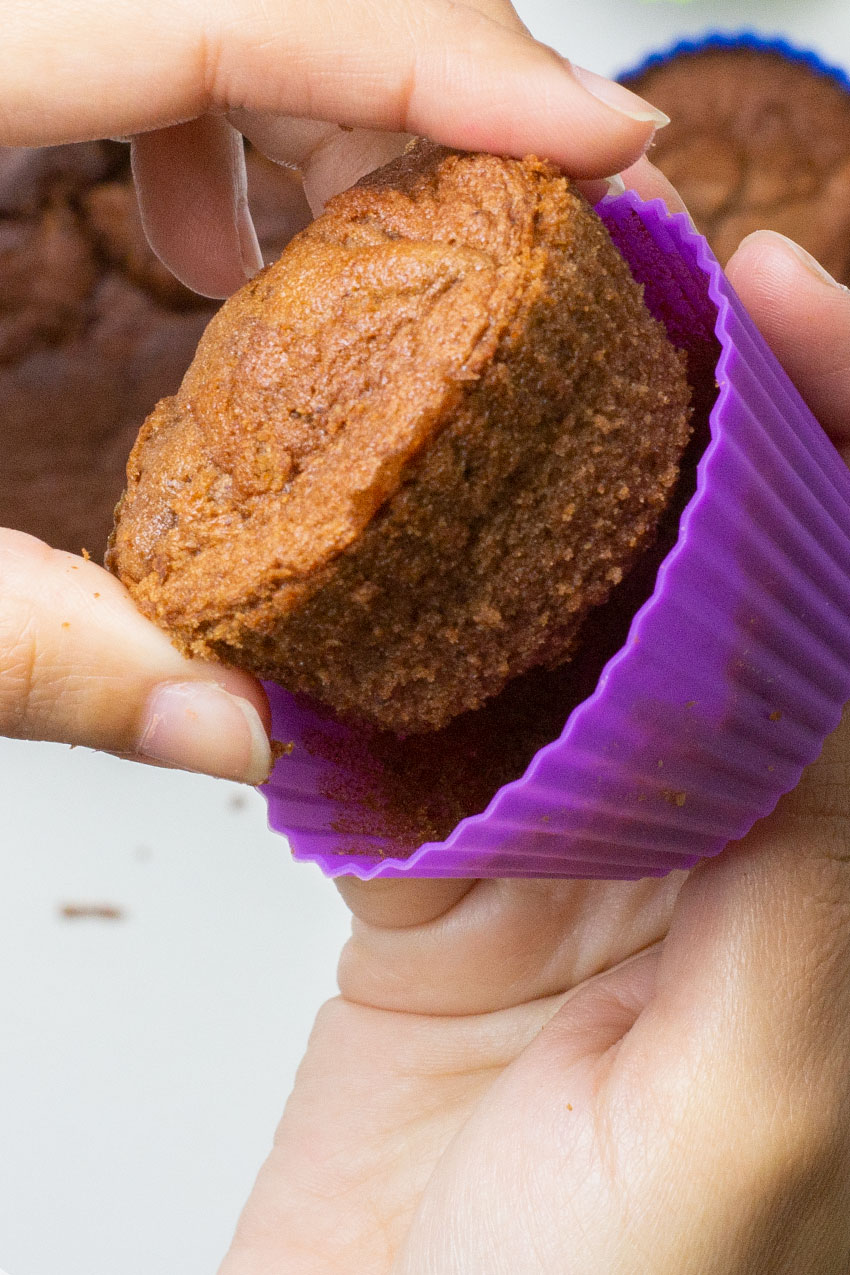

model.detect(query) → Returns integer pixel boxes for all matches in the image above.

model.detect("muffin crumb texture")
[109,144,691,733]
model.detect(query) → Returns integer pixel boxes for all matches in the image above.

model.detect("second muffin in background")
[622,37,850,280]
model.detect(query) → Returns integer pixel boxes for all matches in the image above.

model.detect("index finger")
[3,0,666,176]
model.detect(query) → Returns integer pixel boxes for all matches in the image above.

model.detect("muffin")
[622,40,850,278]
[108,142,692,734]
[261,192,850,879]
[0,141,311,556]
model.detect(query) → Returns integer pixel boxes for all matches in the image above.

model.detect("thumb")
[726,228,850,444]
[639,227,850,1143]
[0,529,272,782]
[659,226,850,1003]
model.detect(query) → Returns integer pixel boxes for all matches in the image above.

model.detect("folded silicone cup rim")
[260,191,850,880]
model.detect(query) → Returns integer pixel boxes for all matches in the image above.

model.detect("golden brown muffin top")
[111,146,587,619]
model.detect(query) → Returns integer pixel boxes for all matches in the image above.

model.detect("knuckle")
[304,996,351,1053]
[197,21,227,110]
[197,2,290,114]
[195,4,252,112]
[0,601,41,737]
[0,535,84,740]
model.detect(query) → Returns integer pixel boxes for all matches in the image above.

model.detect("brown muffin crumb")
[109,143,692,734]
[325,407,712,849]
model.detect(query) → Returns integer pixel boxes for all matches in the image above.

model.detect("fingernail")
[236,197,264,280]
[137,681,272,784]
[762,231,845,290]
[227,123,264,280]
[571,66,671,127]
[604,173,626,197]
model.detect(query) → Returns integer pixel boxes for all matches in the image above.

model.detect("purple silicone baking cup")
[260,191,850,880]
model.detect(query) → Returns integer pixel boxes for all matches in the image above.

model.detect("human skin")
[10,6,850,1268]
[0,0,665,784]
[215,222,850,1274]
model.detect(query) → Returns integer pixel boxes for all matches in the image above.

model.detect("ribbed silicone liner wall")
[261,191,850,879]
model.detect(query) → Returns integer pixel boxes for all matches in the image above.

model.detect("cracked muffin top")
[109,143,692,733]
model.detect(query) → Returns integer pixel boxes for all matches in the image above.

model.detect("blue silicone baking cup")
[620,29,850,92]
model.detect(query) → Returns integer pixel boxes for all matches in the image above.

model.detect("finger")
[337,874,682,1015]
[726,229,850,444]
[573,172,625,205]
[219,988,559,1275]
[620,154,690,217]
[0,529,271,782]
[574,158,690,217]
[1,0,666,177]
[230,112,411,216]
[462,0,533,34]
[336,877,476,928]
[391,947,664,1275]
[636,238,850,1122]
[250,0,532,214]
[229,0,530,215]
[537,943,662,1060]
[132,115,262,298]
[135,113,411,290]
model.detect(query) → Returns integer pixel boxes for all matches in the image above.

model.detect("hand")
[0,0,666,777]
[217,215,850,1271]
[7,0,666,299]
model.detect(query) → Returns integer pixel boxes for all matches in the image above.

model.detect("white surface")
[0,742,350,1275]
[3,1,850,1273]
[524,0,850,77]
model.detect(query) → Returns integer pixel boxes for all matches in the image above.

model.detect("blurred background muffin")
[0,140,311,557]
[622,40,850,279]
